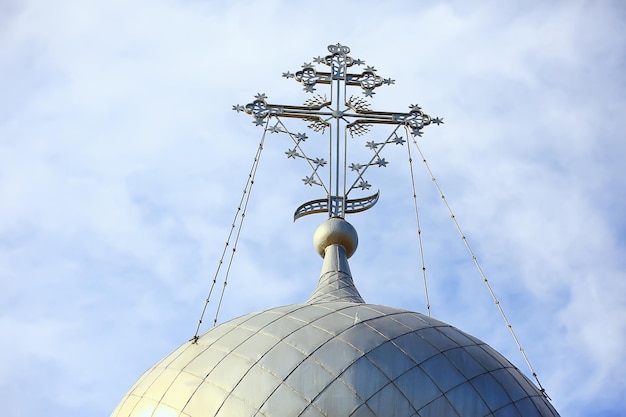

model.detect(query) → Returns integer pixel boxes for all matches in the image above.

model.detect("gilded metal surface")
[234,44,442,220]
[111,303,560,417]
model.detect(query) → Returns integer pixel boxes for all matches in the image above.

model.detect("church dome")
[110,44,560,417]
[111,302,558,417]
[110,219,559,417]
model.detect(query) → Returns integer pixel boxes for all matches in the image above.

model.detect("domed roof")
[111,219,559,417]
[111,302,558,417]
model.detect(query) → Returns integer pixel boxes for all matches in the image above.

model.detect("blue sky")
[1,1,625,416]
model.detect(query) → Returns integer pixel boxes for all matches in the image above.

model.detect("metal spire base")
[307,218,364,303]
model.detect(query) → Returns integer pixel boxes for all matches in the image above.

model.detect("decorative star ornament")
[234,43,442,220]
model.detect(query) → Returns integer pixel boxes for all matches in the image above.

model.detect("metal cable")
[192,121,268,341]
[404,126,431,317]
[409,135,550,399]
[211,124,268,327]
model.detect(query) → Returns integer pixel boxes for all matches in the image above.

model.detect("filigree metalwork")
[294,192,380,221]
[347,96,371,112]
[234,43,443,220]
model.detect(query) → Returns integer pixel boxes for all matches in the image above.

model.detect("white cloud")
[1,1,624,416]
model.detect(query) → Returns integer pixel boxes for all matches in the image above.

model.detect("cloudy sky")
[1,1,625,416]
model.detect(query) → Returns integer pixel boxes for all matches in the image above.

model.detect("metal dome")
[110,302,558,417]
[110,219,559,417]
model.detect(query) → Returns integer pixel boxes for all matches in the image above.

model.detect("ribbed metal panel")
[111,302,559,417]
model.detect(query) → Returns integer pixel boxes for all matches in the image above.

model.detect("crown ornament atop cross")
[234,43,443,221]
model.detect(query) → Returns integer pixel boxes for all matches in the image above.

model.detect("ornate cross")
[234,43,442,221]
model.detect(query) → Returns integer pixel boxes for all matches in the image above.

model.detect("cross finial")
[234,44,443,221]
